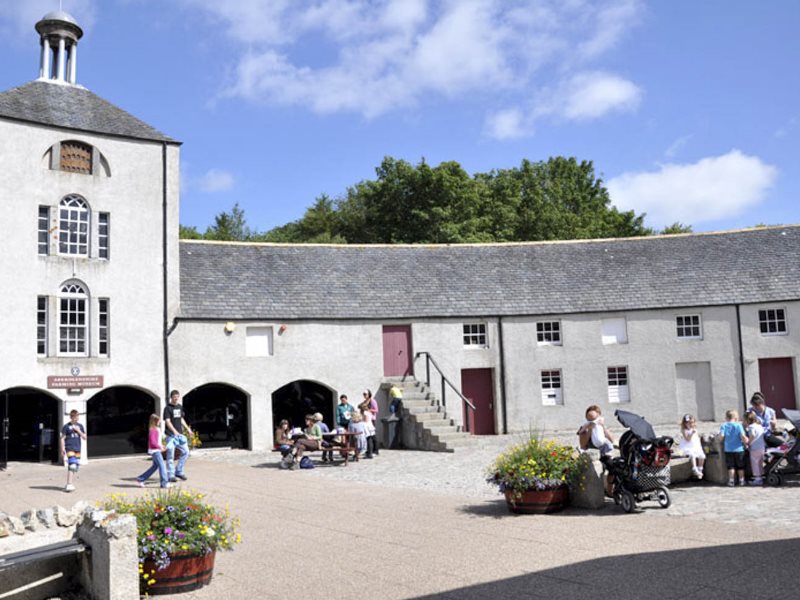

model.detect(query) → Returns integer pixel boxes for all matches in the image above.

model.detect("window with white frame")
[601,317,628,345]
[759,308,787,335]
[463,323,488,347]
[38,206,50,255]
[58,195,90,256]
[607,366,630,403]
[536,321,562,345]
[540,369,563,405]
[98,213,109,259]
[676,314,702,339]
[59,282,88,356]
[98,298,109,356]
[37,296,48,356]
[246,326,274,357]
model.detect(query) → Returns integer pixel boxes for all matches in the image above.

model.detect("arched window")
[59,195,90,256]
[59,281,88,356]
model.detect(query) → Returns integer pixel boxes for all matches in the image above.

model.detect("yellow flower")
[181,544,189,551]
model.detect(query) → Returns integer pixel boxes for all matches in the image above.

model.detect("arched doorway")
[87,387,156,457]
[183,384,249,450]
[0,388,59,464]
[271,380,335,430]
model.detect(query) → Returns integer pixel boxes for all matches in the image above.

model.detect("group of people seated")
[275,389,380,469]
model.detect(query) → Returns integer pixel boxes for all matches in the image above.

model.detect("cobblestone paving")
[200,429,800,536]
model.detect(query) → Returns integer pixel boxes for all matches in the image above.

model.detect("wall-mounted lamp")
[278,324,288,335]
[224,321,236,335]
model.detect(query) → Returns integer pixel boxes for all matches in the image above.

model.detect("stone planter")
[142,550,215,595]
[504,486,569,514]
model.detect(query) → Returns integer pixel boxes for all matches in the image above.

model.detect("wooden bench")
[273,442,360,466]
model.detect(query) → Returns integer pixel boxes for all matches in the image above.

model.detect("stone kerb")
[0,502,138,600]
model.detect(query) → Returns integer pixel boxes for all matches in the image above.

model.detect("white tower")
[35,11,84,85]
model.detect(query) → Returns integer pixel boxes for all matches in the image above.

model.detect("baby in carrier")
[577,405,615,456]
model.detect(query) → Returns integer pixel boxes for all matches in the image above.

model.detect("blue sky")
[1,1,798,234]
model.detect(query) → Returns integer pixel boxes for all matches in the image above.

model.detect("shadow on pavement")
[411,538,800,599]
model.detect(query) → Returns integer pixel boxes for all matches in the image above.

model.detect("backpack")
[299,456,315,469]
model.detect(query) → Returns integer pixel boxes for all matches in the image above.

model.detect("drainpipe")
[735,304,747,414]
[498,316,508,434]
[162,142,170,405]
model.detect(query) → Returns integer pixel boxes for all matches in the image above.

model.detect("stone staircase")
[386,378,475,452]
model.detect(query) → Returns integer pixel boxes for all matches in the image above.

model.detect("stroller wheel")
[621,490,636,513]
[766,471,784,487]
[656,486,671,509]
[613,491,621,505]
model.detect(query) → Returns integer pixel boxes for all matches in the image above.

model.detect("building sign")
[47,375,104,389]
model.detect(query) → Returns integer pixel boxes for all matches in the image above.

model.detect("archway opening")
[0,387,59,463]
[271,380,335,431]
[183,384,249,450]
[87,387,155,457]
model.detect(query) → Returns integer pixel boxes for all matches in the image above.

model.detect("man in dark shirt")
[164,389,193,482]
[60,409,86,492]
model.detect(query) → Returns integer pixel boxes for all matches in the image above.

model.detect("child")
[137,414,170,488]
[313,413,334,463]
[719,409,748,486]
[577,405,614,456]
[361,405,376,459]
[745,411,766,486]
[679,414,706,479]
[348,410,367,458]
[274,419,293,455]
[60,409,86,493]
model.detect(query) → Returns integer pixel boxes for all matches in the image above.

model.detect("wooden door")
[461,368,495,435]
[382,325,413,377]
[758,357,797,414]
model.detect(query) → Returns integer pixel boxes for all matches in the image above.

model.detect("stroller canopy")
[782,408,800,430]
[615,410,657,441]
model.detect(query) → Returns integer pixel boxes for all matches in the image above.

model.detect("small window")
[38,206,50,255]
[246,326,274,357]
[58,195,90,256]
[98,298,109,356]
[759,309,787,335]
[601,318,628,345]
[536,321,562,345]
[676,314,702,339]
[59,282,88,356]
[608,366,630,403]
[463,323,487,347]
[540,370,563,406]
[98,213,109,259]
[37,296,48,356]
[60,141,93,174]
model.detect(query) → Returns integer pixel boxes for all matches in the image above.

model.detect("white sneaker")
[65,484,75,492]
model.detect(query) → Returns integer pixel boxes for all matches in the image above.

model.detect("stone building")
[1,11,799,463]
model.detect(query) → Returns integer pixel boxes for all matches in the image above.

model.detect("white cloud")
[607,150,778,227]
[664,134,692,159]
[484,108,530,140]
[557,71,642,121]
[198,168,235,193]
[178,0,644,124]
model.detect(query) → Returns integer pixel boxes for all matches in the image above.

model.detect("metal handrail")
[415,351,476,433]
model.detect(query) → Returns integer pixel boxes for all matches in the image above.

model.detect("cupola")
[35,10,84,85]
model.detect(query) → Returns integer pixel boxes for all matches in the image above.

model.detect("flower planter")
[142,550,215,595]
[504,486,569,514]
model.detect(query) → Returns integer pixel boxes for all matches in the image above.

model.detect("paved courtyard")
[1,440,799,599]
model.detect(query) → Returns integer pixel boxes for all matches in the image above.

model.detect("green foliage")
[660,222,693,235]
[486,433,588,499]
[204,203,252,241]
[100,489,241,589]
[178,224,203,239]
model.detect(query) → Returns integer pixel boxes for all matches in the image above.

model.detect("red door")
[759,358,797,414]
[461,368,495,435]
[382,326,413,377]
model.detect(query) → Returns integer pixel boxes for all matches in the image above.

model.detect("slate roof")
[0,81,176,143]
[179,226,800,320]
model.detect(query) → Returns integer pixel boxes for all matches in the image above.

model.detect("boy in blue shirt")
[60,409,86,492]
[719,409,748,487]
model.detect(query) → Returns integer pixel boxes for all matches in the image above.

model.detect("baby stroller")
[602,410,674,513]
[763,408,800,487]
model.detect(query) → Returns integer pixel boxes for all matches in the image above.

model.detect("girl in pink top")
[136,414,170,488]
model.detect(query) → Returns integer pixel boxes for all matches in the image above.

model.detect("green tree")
[204,203,252,241]
[179,224,203,239]
[660,222,693,235]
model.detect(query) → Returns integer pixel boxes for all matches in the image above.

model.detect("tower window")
[60,141,92,174]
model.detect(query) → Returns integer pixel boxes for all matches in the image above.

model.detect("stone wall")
[0,503,138,600]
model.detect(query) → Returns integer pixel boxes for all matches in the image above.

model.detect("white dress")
[679,428,706,459]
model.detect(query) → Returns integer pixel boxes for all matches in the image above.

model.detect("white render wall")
[0,118,180,425]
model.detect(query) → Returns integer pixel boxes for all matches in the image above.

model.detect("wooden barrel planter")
[142,551,215,595]
[504,487,569,514]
